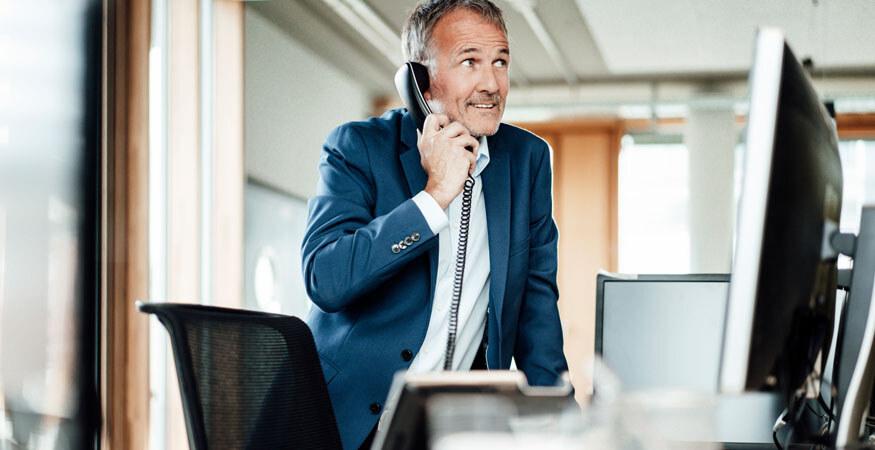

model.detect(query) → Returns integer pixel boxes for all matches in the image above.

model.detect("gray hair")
[401,0,507,65]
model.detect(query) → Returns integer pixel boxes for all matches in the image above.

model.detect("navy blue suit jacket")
[302,109,568,449]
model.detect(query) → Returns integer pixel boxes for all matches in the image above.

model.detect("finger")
[451,134,479,153]
[441,122,470,139]
[452,143,477,171]
[466,148,477,166]
[423,113,449,134]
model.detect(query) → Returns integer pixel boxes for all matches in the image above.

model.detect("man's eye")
[494,59,508,68]
[462,59,474,67]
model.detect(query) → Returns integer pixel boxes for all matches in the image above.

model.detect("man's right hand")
[417,113,479,210]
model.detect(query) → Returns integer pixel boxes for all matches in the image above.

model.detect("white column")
[686,106,737,273]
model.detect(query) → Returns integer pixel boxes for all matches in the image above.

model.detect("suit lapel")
[399,113,427,195]
[399,112,439,305]
[399,113,511,339]
[482,127,510,336]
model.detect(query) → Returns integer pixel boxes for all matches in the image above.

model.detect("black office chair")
[137,301,342,450]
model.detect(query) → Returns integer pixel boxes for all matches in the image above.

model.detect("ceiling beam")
[510,61,531,87]
[249,1,394,94]
[345,0,401,53]
[319,0,401,67]
[505,0,579,85]
[503,74,875,117]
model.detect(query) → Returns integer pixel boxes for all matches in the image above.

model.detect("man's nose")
[476,65,499,93]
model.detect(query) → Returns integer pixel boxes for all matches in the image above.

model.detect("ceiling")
[248,0,875,115]
[580,0,875,74]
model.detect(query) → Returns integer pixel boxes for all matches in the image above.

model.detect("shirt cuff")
[412,191,449,235]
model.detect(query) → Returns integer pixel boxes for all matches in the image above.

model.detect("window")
[618,137,691,273]
[244,180,311,317]
[837,139,875,268]
[619,134,875,274]
[838,140,875,234]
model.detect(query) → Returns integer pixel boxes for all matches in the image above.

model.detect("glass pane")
[618,139,691,273]
[244,181,311,317]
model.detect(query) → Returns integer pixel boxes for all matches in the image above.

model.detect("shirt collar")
[473,135,490,178]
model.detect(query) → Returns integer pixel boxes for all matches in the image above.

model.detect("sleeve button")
[391,244,401,254]
[411,232,420,242]
[404,236,413,246]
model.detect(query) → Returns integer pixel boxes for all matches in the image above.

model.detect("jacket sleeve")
[301,124,437,313]
[513,142,570,386]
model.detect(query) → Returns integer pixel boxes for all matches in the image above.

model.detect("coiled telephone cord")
[443,175,475,370]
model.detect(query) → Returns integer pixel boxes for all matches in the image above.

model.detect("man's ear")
[424,90,432,101]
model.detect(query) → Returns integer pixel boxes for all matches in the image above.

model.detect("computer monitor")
[596,273,730,392]
[596,273,783,445]
[371,371,574,450]
[0,1,101,448]
[719,27,842,407]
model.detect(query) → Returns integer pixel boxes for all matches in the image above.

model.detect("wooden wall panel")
[516,120,621,404]
[103,0,150,448]
[837,113,875,140]
[555,131,616,401]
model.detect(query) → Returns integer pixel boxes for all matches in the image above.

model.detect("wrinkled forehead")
[429,8,509,58]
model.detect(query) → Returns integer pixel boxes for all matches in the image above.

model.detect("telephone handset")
[394,61,432,131]
[394,62,474,152]
[394,62,476,371]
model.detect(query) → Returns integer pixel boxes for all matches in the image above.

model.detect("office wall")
[244,7,372,199]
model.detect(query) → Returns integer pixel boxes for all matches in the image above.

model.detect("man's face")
[424,8,510,137]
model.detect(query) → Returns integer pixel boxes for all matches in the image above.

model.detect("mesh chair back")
[138,302,342,450]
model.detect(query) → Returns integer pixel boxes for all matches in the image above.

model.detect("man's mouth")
[469,102,497,110]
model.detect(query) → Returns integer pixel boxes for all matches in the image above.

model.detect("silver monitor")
[595,273,782,444]
[597,273,729,391]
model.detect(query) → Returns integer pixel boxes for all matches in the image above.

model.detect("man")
[302,1,568,448]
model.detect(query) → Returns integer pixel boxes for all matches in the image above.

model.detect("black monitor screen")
[720,29,842,402]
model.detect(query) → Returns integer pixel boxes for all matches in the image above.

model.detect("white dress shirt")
[408,136,491,372]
